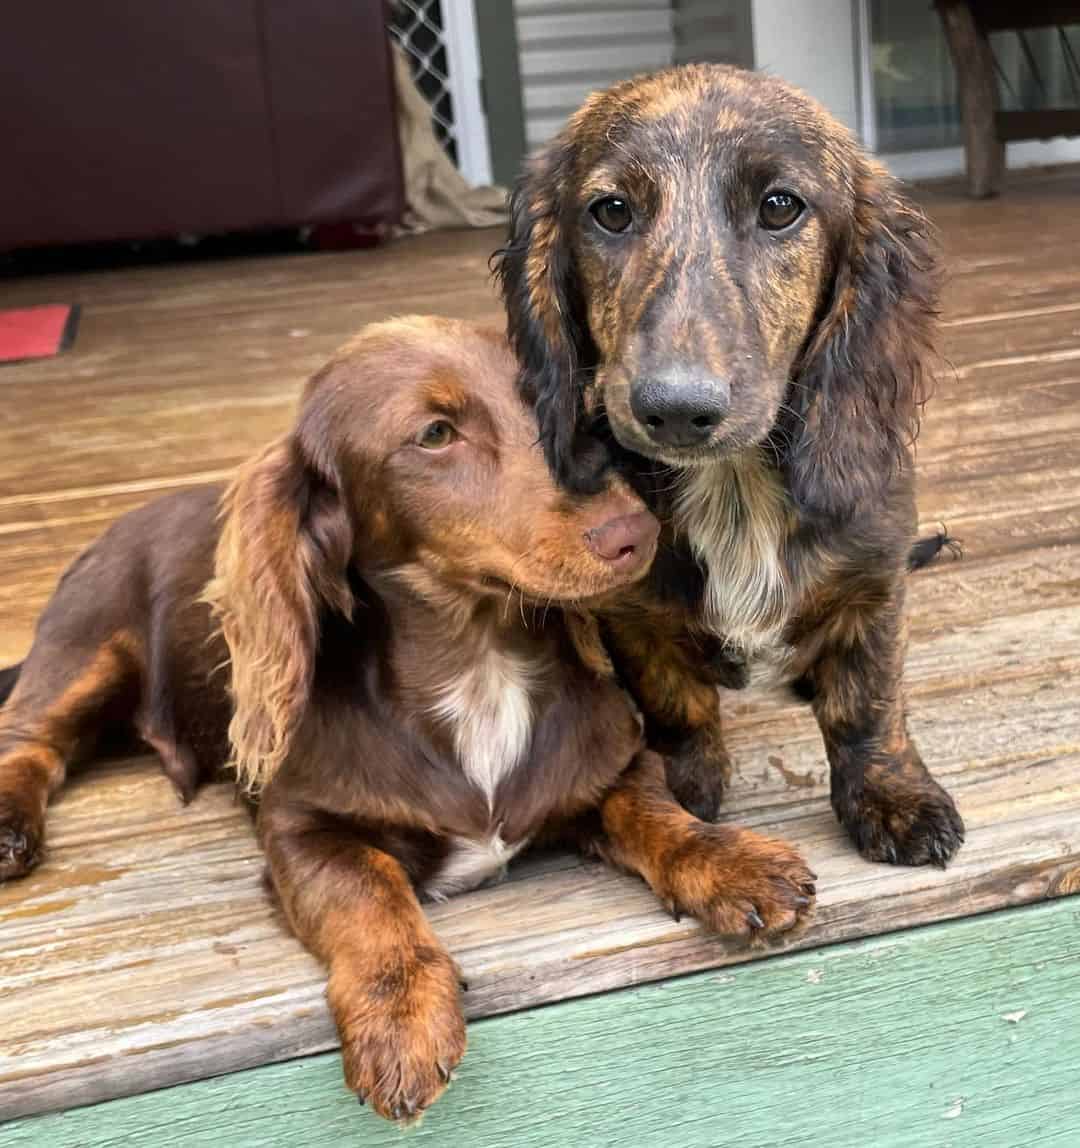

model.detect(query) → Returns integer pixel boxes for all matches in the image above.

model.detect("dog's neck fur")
[371,570,553,899]
[375,569,548,809]
[428,629,538,809]
[673,451,791,656]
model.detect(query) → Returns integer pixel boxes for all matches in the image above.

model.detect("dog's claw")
[747,909,765,930]
[437,1061,452,1083]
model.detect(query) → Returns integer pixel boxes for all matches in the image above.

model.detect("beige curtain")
[392,44,509,232]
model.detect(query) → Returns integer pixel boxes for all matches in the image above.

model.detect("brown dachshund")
[496,63,965,866]
[0,316,815,1121]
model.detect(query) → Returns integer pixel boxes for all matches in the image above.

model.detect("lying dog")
[0,316,815,1120]
[496,64,965,866]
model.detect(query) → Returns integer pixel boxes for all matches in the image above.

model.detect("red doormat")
[0,304,80,365]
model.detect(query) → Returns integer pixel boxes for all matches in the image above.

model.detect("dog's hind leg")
[0,633,139,881]
[0,662,22,706]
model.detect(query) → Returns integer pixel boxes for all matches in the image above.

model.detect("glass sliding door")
[867,2,960,152]
[866,1,1080,156]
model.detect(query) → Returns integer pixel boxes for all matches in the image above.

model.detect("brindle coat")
[495,64,965,866]
[0,317,814,1122]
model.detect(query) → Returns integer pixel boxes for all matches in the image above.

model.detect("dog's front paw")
[664,729,733,823]
[0,796,43,882]
[657,825,816,938]
[330,945,467,1122]
[834,764,964,868]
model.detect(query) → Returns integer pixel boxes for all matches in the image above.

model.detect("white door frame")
[442,0,494,187]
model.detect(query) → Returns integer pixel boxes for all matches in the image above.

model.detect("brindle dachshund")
[496,63,964,867]
[0,317,814,1121]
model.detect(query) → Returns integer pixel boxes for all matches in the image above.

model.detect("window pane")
[869,2,961,152]
[869,4,1080,153]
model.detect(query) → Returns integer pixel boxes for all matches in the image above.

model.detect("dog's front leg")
[602,616,733,822]
[258,797,466,1122]
[595,751,815,936]
[805,587,964,866]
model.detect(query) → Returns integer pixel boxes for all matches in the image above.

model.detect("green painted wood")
[4,898,1078,1148]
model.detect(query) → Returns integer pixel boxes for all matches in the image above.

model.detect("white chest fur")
[426,641,537,899]
[429,641,536,808]
[675,455,791,659]
[426,832,529,901]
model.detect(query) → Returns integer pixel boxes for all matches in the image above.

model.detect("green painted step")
[4,897,1079,1148]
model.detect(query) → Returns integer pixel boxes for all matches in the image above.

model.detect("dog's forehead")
[333,323,513,401]
[578,68,854,192]
[303,321,528,450]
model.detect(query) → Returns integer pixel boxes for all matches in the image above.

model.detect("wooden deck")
[1,164,1079,1132]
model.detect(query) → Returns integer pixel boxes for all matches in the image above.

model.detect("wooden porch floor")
[1,165,1079,1121]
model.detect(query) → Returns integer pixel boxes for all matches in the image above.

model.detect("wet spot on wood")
[0,897,77,922]
[767,755,816,789]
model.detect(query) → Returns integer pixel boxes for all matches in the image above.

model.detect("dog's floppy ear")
[206,434,353,792]
[785,159,941,521]
[494,141,608,492]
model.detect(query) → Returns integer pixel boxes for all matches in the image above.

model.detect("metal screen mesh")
[388,0,459,164]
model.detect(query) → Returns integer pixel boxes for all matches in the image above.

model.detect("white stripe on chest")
[425,642,538,900]
[675,455,792,662]
[429,641,536,808]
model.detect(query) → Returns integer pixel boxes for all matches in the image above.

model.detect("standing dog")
[496,64,964,866]
[0,317,815,1121]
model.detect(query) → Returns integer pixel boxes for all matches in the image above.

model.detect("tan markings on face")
[527,213,564,350]
[755,217,829,366]
[423,370,471,416]
[556,64,859,465]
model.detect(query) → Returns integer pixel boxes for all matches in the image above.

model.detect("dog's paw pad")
[838,773,964,868]
[333,952,467,1123]
[662,828,816,938]
[0,808,42,882]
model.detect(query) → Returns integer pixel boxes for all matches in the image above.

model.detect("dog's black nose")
[630,376,730,448]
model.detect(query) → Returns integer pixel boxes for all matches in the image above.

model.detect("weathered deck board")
[5,898,1079,1147]
[1,166,1079,1120]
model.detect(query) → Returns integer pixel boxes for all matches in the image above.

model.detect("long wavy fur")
[203,437,352,792]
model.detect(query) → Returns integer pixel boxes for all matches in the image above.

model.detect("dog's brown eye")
[416,420,457,449]
[590,196,633,234]
[759,191,805,232]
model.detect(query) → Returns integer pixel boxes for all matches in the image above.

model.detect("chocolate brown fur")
[0,316,815,1121]
[495,64,964,865]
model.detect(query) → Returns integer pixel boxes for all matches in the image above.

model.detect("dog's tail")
[0,662,22,706]
[908,528,962,572]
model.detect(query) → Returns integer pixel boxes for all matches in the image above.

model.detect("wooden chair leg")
[937,0,1005,198]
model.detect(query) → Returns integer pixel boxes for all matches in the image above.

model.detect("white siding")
[750,0,860,132]
[673,0,753,67]
[513,0,675,149]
